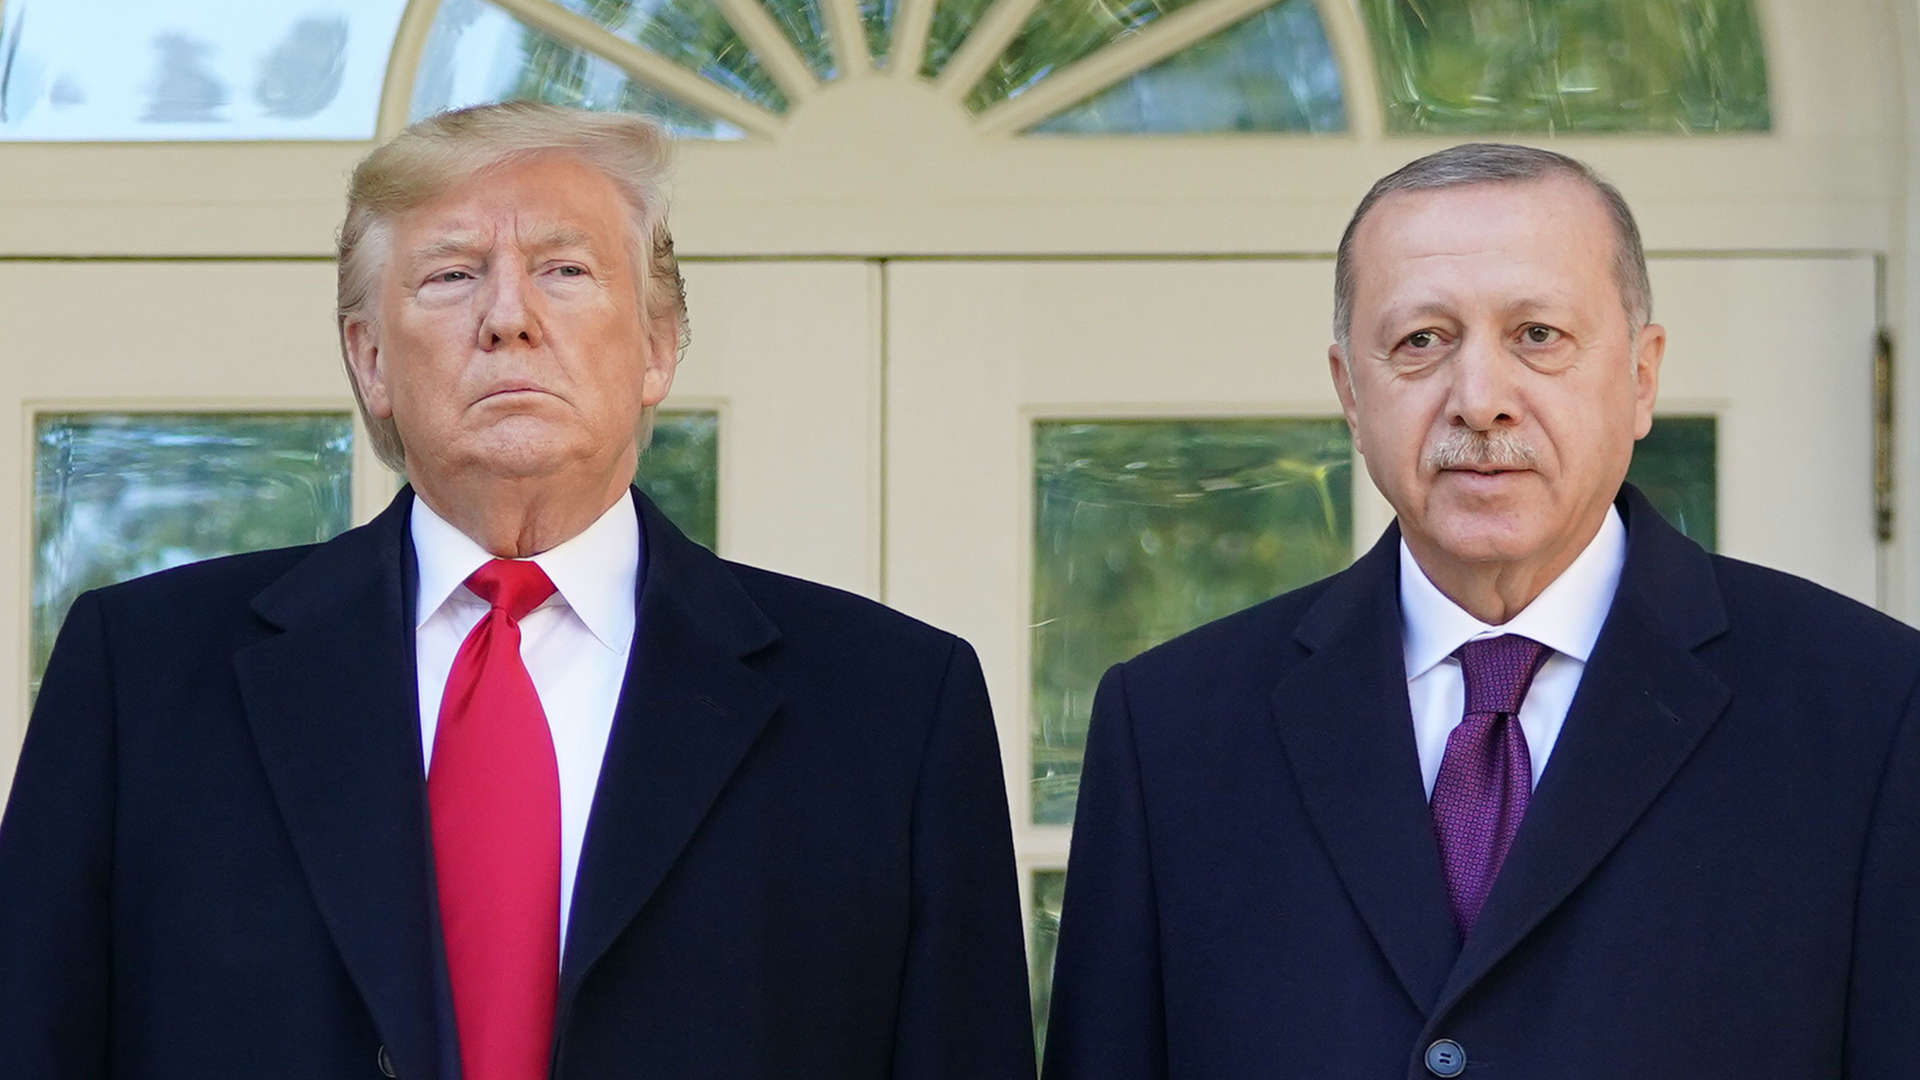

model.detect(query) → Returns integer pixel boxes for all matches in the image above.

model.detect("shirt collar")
[411,490,640,654]
[1399,505,1627,680]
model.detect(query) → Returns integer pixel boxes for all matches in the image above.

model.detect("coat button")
[377,1045,396,1077]
[1424,1039,1466,1077]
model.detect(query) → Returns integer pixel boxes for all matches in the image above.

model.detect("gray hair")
[1332,142,1651,348]
[336,101,687,471]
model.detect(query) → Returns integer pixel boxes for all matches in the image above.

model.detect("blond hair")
[336,101,687,470]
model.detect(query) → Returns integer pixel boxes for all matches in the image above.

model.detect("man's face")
[1331,176,1663,580]
[345,153,674,486]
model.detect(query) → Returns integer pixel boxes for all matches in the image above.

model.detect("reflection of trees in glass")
[254,15,348,119]
[966,0,1206,113]
[1030,0,1343,134]
[551,0,790,112]
[1029,869,1066,1061]
[1361,0,1769,133]
[859,0,897,68]
[32,414,354,697]
[1030,419,1353,823]
[508,16,743,136]
[756,0,837,79]
[1628,415,1715,550]
[921,0,999,77]
[638,410,720,550]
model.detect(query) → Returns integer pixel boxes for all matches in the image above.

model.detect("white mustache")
[1425,428,1541,471]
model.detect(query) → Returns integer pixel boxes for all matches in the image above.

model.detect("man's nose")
[476,262,543,350]
[1447,330,1521,431]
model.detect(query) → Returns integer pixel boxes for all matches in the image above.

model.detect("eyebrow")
[404,226,601,266]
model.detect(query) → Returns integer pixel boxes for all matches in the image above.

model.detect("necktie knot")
[465,559,556,623]
[1455,634,1550,717]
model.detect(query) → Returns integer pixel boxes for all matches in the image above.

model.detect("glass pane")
[1360,0,1770,133]
[550,0,790,113]
[965,0,1207,114]
[1028,0,1343,134]
[32,414,354,698]
[1030,868,1067,1059]
[637,410,720,550]
[1031,419,1353,824]
[1627,414,1715,550]
[919,0,998,77]
[0,0,405,141]
[412,0,746,139]
[860,0,898,68]
[756,0,838,79]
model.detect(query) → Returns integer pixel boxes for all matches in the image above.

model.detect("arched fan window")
[0,0,1769,139]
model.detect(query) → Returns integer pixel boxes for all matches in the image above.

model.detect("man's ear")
[342,319,395,420]
[640,316,680,408]
[1329,343,1365,458]
[1630,322,1666,440]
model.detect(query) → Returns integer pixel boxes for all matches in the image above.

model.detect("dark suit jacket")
[0,489,1036,1080]
[1043,486,1920,1079]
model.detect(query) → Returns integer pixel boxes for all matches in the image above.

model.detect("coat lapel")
[232,491,444,1080]
[1272,526,1462,1015]
[1430,486,1733,1018]
[557,493,783,1008]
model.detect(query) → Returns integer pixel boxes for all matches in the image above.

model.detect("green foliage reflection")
[921,0,998,76]
[1361,0,1769,133]
[1627,415,1716,550]
[1031,419,1353,823]
[860,0,898,67]
[551,0,790,112]
[967,0,1206,113]
[1029,0,1343,134]
[756,0,838,79]
[507,11,748,136]
[32,414,353,698]
[1029,869,1067,1060]
[638,410,721,550]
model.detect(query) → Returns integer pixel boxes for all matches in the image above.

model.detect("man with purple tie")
[1043,143,1920,1079]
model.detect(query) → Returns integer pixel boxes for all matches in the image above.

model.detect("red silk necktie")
[429,559,560,1080]
[1430,634,1549,937]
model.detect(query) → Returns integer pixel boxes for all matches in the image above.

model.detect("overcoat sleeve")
[1041,663,1169,1080]
[888,638,1037,1080]
[0,590,116,1080]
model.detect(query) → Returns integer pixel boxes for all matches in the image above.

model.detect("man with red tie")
[1042,144,1920,1079]
[0,102,1035,1080]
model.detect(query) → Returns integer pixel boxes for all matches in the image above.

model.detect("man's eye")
[1405,330,1440,349]
[1522,324,1559,344]
[555,265,586,277]
[432,270,470,283]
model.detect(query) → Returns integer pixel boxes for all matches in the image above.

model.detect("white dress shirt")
[412,492,638,947]
[1400,507,1626,799]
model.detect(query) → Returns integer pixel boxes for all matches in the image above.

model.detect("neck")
[409,464,632,558]
[1406,505,1611,625]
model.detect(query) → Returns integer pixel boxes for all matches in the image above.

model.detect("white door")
[881,253,1880,1017]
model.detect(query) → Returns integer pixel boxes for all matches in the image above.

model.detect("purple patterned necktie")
[1431,634,1550,938]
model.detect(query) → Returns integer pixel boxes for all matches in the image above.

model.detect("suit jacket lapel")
[1272,526,1462,1015]
[558,493,783,1007]
[232,491,444,1080]
[1431,486,1733,1017]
